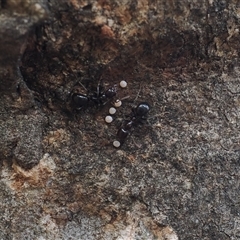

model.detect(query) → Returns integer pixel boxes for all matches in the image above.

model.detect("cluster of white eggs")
[104,80,127,123]
[104,80,127,147]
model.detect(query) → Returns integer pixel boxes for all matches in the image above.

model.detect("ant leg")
[96,80,101,98]
[62,59,88,92]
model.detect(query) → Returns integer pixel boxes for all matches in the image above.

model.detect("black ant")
[113,102,150,147]
[71,82,117,110]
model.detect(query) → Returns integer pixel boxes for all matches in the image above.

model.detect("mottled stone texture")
[0,0,240,239]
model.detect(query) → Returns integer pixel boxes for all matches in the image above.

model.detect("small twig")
[133,83,142,102]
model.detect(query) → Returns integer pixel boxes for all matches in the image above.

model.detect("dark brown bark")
[0,0,239,239]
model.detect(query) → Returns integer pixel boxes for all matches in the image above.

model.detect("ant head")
[105,85,117,98]
[135,102,150,117]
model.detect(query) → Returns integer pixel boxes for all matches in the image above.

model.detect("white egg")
[120,80,127,88]
[114,100,122,107]
[113,140,121,148]
[109,107,116,115]
[105,115,113,123]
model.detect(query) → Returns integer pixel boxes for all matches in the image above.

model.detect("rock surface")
[0,0,239,239]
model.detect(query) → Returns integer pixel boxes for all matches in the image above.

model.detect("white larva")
[113,140,121,148]
[114,100,122,107]
[105,115,113,123]
[109,107,116,115]
[120,80,127,88]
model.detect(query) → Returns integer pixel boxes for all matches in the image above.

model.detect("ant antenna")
[96,78,104,97]
[71,71,87,91]
[76,80,88,91]
[62,60,88,91]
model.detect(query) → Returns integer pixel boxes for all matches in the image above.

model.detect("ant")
[113,102,150,147]
[71,81,117,110]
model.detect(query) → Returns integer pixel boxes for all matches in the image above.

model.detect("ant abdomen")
[117,128,130,142]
